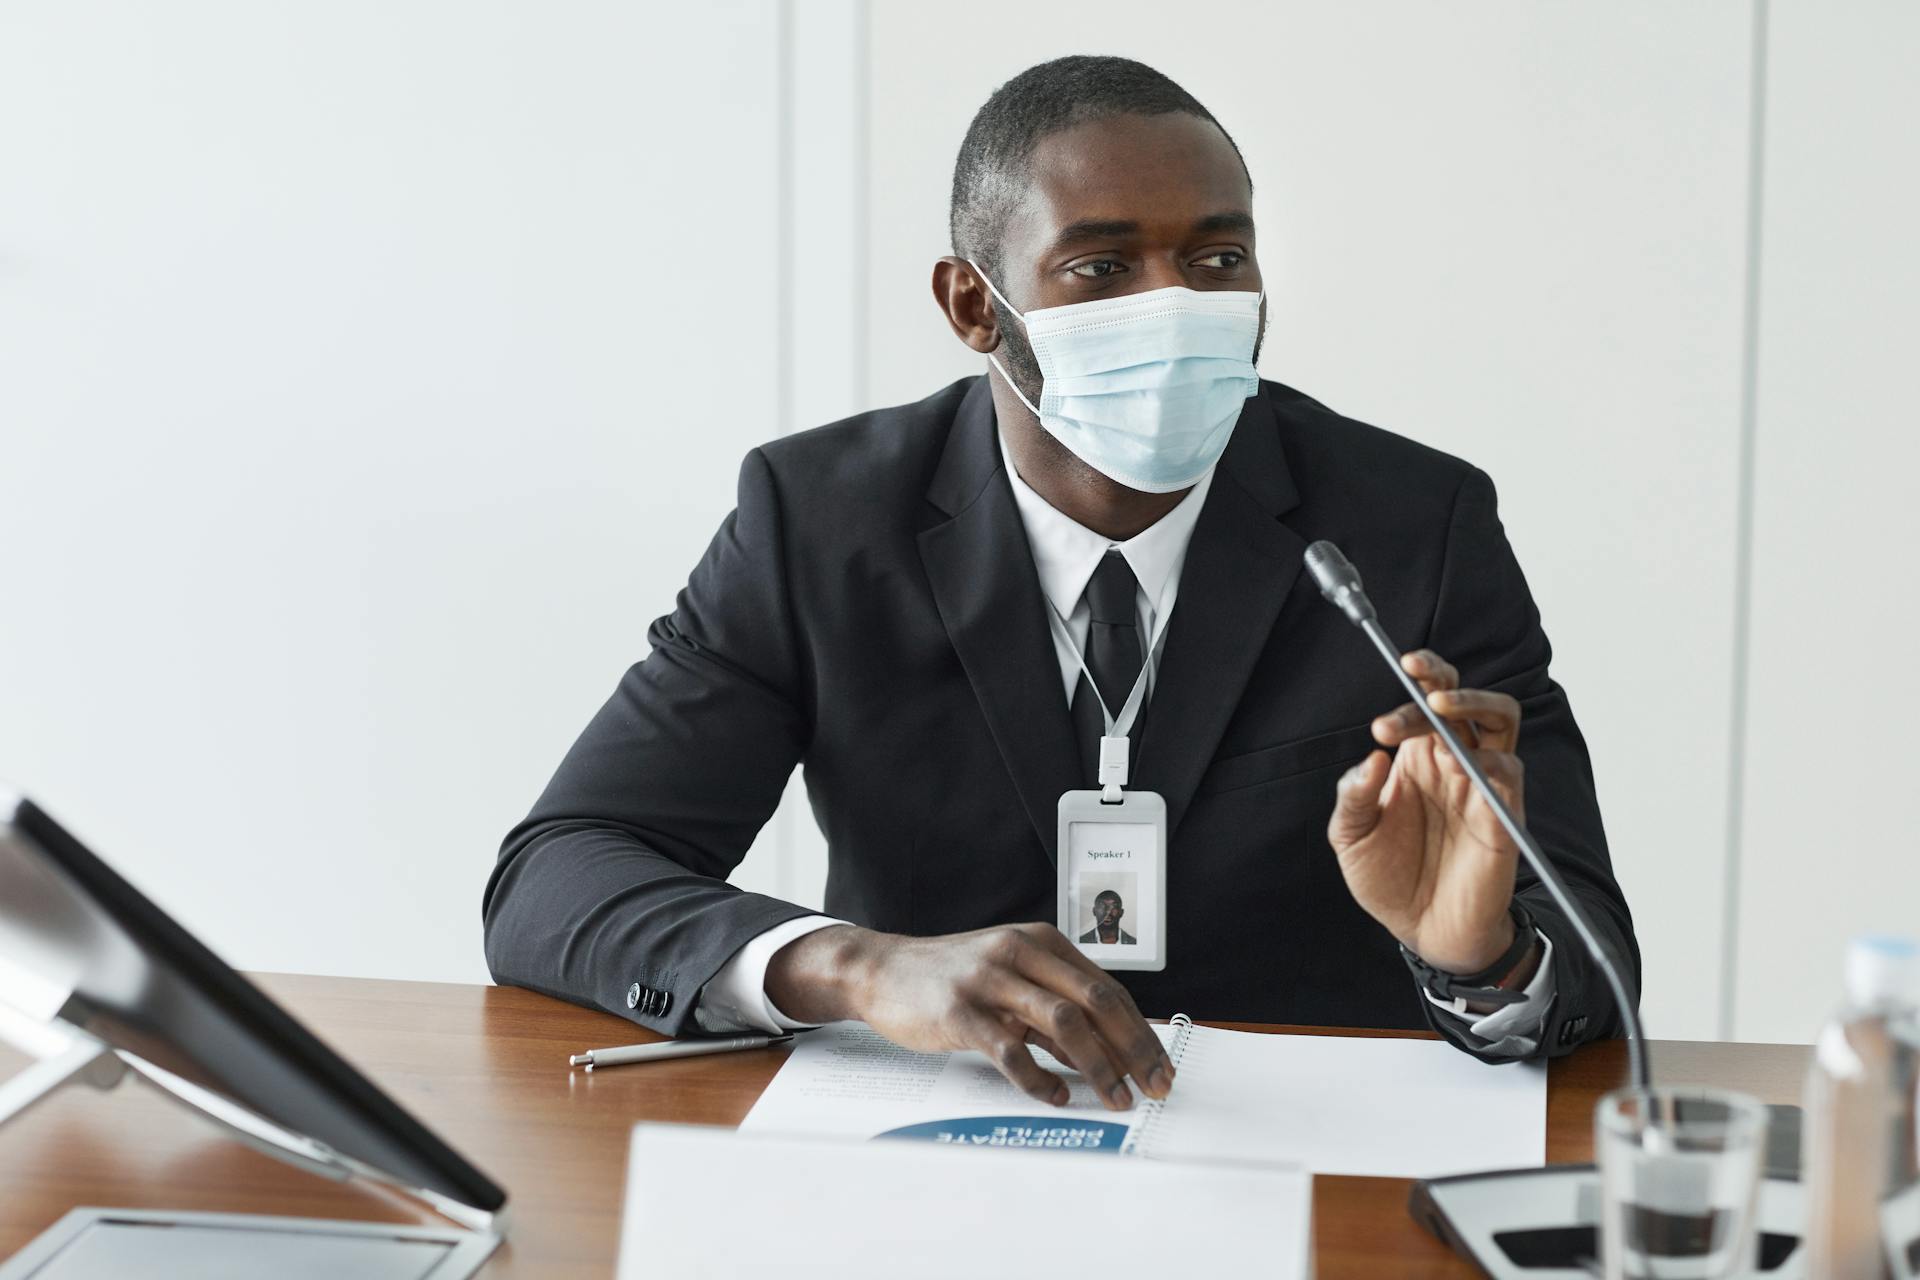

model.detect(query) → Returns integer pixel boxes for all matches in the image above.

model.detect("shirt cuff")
[1423,930,1557,1039]
[691,915,851,1034]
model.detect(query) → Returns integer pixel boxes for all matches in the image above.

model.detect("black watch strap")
[1400,899,1538,1008]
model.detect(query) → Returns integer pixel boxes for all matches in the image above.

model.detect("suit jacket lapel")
[1134,386,1306,835]
[918,379,1084,864]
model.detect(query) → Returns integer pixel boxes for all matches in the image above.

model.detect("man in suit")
[1079,891,1136,947]
[483,55,1638,1113]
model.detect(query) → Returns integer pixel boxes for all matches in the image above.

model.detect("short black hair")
[1093,890,1123,906]
[949,56,1250,286]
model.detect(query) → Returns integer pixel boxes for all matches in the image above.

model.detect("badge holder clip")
[1098,736,1128,805]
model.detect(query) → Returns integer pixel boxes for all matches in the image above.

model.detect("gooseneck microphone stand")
[1304,541,1649,1091]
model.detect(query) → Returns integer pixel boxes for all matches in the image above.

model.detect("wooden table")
[0,975,1812,1277]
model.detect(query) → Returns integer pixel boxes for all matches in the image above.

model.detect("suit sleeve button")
[626,982,642,1010]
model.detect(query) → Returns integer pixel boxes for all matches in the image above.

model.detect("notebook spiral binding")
[1125,1014,1195,1159]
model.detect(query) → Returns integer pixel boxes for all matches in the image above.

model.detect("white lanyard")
[1043,592,1174,800]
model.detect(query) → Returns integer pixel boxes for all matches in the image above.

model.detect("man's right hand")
[764,922,1174,1111]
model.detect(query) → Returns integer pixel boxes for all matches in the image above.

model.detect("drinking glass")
[1595,1086,1768,1279]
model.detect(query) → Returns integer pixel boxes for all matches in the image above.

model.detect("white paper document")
[739,1017,1546,1178]
[618,1123,1312,1279]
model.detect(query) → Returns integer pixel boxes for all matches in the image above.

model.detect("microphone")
[1304,540,1376,625]
[1305,540,1649,1090]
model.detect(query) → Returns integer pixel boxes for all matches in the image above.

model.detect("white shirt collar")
[997,430,1214,625]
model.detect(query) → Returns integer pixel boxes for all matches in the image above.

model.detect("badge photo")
[1056,789,1166,972]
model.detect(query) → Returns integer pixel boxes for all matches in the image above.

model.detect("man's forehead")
[1008,113,1252,259]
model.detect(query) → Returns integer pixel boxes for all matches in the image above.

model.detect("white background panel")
[0,1,788,981]
[1735,0,1920,1042]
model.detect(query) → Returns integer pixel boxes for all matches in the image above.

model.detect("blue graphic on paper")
[876,1115,1128,1153]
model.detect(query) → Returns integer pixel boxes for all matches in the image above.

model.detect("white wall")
[2,1,1909,1042]
[1735,0,1920,1043]
[0,1,796,982]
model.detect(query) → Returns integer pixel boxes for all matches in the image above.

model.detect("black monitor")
[0,790,506,1217]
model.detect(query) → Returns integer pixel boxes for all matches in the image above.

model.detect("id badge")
[1056,789,1167,972]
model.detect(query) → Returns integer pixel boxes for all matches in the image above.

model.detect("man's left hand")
[1327,649,1535,979]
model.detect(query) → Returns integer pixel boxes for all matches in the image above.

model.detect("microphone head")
[1304,540,1377,625]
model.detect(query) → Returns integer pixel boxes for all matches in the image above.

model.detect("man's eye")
[1068,259,1124,278]
[1196,251,1245,269]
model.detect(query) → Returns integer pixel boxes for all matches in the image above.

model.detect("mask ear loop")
[964,258,1024,322]
[986,355,1043,419]
[964,259,1045,418]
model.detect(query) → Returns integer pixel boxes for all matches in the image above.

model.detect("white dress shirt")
[695,432,1554,1051]
[1000,431,1212,703]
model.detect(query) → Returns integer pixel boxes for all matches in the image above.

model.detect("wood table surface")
[0,974,1813,1277]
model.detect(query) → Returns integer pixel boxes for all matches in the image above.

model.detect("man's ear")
[931,256,999,354]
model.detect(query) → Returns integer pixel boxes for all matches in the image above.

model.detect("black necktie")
[1071,552,1145,779]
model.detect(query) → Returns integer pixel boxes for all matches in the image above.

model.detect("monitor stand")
[0,1005,125,1133]
[0,1001,503,1242]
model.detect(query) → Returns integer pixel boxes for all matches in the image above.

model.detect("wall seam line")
[1719,0,1769,1042]
[852,0,871,410]
[773,0,797,903]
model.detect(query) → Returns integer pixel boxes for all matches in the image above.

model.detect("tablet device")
[0,790,505,1218]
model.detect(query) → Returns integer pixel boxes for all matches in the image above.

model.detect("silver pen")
[568,1032,793,1071]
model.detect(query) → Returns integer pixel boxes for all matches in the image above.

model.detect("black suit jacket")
[483,376,1639,1057]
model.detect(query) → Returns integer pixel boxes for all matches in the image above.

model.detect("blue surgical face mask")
[970,260,1262,494]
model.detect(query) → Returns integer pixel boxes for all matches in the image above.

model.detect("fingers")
[1378,689,1520,752]
[1424,689,1521,750]
[1025,1027,1074,1068]
[1459,747,1526,828]
[959,1010,1070,1107]
[1372,667,1521,755]
[998,974,1136,1109]
[1375,649,1459,747]
[1025,1029,1107,1092]
[1423,744,1527,854]
[1013,928,1174,1104]
[1400,649,1458,691]
[1328,749,1391,850]
[913,925,1175,1112]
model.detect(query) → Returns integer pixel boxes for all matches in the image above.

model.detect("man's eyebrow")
[1045,212,1255,253]
[1191,211,1255,237]
[1047,218,1140,250]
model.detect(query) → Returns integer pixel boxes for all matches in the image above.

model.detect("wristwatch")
[1400,898,1538,1009]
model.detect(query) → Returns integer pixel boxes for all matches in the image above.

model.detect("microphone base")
[1409,1160,1808,1278]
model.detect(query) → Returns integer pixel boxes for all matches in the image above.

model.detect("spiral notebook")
[738,1016,1546,1178]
